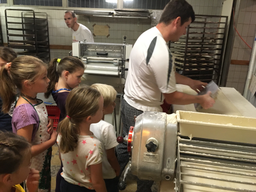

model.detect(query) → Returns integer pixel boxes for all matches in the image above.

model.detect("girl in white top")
[57,86,107,192]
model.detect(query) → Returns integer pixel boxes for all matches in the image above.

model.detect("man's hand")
[189,80,207,93]
[26,168,40,192]
[200,91,215,109]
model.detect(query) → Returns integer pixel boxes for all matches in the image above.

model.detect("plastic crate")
[48,116,59,130]
[46,105,60,116]
[46,105,60,130]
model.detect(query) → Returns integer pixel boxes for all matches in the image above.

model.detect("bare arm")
[163,91,214,109]
[175,72,207,92]
[106,147,120,176]
[26,168,40,192]
[17,125,57,157]
[90,163,107,192]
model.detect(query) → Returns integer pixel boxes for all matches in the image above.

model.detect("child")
[0,131,40,192]
[90,83,120,192]
[0,47,17,132]
[57,86,107,192]
[45,56,85,122]
[0,55,57,192]
[45,56,85,192]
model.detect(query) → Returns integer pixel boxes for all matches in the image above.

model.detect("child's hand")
[26,168,40,192]
[50,130,58,143]
[47,118,53,134]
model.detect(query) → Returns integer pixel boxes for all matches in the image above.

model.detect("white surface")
[177,110,256,145]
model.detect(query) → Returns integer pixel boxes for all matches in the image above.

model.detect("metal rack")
[5,9,50,62]
[170,15,228,84]
[176,137,256,192]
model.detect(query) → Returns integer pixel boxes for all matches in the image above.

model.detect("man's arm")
[175,72,207,93]
[163,91,214,109]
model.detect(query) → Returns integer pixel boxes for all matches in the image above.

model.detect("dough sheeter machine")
[119,86,256,192]
[72,41,132,130]
[72,41,132,78]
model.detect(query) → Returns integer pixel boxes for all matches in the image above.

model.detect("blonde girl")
[0,55,57,192]
[0,131,40,192]
[57,86,107,192]
[90,84,120,192]
[45,56,84,192]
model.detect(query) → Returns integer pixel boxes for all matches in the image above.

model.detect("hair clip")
[57,58,61,63]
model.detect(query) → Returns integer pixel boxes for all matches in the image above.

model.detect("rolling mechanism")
[119,110,256,192]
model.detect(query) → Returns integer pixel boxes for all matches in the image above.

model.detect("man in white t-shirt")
[116,0,215,191]
[64,11,94,43]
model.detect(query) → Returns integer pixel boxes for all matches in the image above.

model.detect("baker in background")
[116,0,215,191]
[64,10,94,43]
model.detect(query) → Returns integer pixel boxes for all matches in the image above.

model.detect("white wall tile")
[238,11,245,24]
[237,48,245,60]
[248,24,256,36]
[244,12,252,24]
[242,24,249,36]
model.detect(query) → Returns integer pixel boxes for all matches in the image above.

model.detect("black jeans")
[60,177,95,192]
[104,177,119,192]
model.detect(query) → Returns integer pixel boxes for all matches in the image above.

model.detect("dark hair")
[58,86,101,153]
[0,47,17,62]
[159,0,195,25]
[65,10,76,18]
[0,131,31,174]
[45,56,85,98]
[0,56,46,113]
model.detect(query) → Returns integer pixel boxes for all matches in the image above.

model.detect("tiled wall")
[227,0,256,94]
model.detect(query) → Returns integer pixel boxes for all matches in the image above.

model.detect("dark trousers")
[60,177,95,192]
[55,162,62,192]
[116,99,153,192]
[104,177,119,192]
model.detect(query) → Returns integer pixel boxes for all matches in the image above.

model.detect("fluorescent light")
[124,0,133,1]
[106,0,117,3]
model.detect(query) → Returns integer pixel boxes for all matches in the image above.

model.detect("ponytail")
[58,117,79,153]
[0,67,16,113]
[45,58,59,98]
[45,56,84,98]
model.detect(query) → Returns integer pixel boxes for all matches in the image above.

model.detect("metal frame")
[171,14,228,85]
[176,136,256,192]
[5,9,50,62]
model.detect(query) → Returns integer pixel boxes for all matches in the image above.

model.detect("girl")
[0,55,57,192]
[45,56,85,122]
[90,83,120,192]
[0,47,17,132]
[57,86,107,192]
[45,56,85,192]
[0,131,40,192]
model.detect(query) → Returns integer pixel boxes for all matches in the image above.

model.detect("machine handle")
[146,141,158,152]
[97,52,108,56]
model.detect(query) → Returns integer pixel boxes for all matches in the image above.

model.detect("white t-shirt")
[124,27,177,112]
[57,134,103,190]
[90,120,118,179]
[72,23,94,42]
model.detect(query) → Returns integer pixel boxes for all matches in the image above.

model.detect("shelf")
[74,9,152,20]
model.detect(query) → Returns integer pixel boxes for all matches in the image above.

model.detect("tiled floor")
[50,144,137,192]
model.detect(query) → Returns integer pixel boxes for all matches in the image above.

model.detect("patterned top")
[57,134,103,190]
